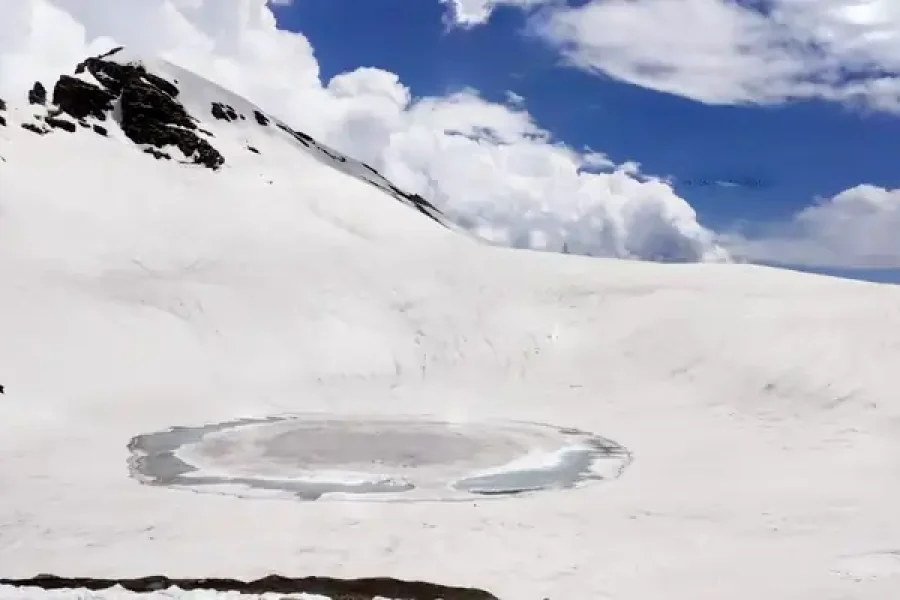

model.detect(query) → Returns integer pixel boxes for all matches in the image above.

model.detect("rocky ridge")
[0,47,444,223]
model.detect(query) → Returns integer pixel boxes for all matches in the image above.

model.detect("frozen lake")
[128,415,632,502]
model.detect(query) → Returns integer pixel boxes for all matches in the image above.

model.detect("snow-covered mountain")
[0,47,451,230]
[3,50,900,600]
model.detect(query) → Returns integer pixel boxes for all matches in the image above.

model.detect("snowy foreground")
[0,589,332,600]
[3,51,900,600]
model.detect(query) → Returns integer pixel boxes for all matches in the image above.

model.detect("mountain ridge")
[0,46,449,228]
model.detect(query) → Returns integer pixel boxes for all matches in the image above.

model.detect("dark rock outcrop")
[45,116,77,133]
[0,574,499,600]
[76,54,179,100]
[0,97,6,111]
[52,75,114,120]
[57,51,225,169]
[407,192,439,213]
[211,102,239,122]
[253,110,269,126]
[144,148,171,160]
[21,122,48,135]
[247,145,260,154]
[28,82,47,105]
[92,124,108,137]
[276,121,313,147]
[121,78,224,169]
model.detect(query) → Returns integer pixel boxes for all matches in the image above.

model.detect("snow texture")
[0,588,332,600]
[3,49,900,600]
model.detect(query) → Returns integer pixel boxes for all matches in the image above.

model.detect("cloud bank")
[0,0,734,264]
[445,0,900,112]
[725,184,900,269]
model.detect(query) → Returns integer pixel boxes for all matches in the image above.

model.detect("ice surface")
[2,51,900,599]
[127,414,626,502]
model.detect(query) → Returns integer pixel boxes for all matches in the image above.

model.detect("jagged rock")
[253,110,269,126]
[211,102,239,122]
[247,145,260,154]
[0,98,6,111]
[210,102,229,121]
[120,77,224,170]
[276,121,314,147]
[76,56,179,99]
[407,193,438,212]
[52,75,115,120]
[61,50,225,170]
[121,77,194,131]
[21,122,48,135]
[92,125,108,137]
[0,115,6,127]
[45,117,77,133]
[144,148,171,160]
[28,82,47,105]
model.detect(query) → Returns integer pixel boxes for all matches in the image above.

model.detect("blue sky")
[270,0,900,281]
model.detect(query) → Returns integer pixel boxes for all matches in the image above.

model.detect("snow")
[0,588,332,600]
[3,53,900,599]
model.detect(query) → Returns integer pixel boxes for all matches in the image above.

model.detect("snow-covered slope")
[3,50,900,600]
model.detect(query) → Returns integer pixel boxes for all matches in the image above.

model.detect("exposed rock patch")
[0,575,499,600]
[57,51,225,169]
[0,98,6,126]
[253,109,269,126]
[28,82,47,105]
[21,122,48,135]
[52,75,114,121]
[92,124,108,137]
[45,116,77,133]
[407,192,439,214]
[211,101,239,122]
[247,145,260,154]
[144,148,172,160]
[276,121,313,147]
[120,79,223,169]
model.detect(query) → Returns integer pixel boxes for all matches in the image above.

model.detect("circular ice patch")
[127,414,631,502]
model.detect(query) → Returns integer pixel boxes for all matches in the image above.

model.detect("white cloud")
[505,90,525,105]
[724,184,900,268]
[440,0,549,28]
[0,0,730,264]
[448,0,900,112]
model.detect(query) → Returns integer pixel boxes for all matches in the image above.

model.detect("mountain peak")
[0,46,447,225]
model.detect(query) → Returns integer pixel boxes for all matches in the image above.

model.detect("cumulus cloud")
[447,0,900,112]
[724,184,900,268]
[440,0,549,28]
[0,0,732,263]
